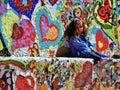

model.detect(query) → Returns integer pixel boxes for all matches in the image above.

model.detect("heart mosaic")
[96,30,109,52]
[35,7,62,50]
[12,19,36,51]
[93,0,112,29]
[40,14,58,42]
[74,61,92,88]
[16,75,35,90]
[8,0,38,19]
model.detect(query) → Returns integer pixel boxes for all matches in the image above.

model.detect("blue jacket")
[69,35,93,57]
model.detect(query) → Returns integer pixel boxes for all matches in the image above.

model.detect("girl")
[66,18,109,65]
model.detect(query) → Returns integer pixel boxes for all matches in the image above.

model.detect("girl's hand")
[90,46,96,52]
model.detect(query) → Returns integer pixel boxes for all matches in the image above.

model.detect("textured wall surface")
[0,0,120,57]
[0,0,120,90]
[0,57,93,90]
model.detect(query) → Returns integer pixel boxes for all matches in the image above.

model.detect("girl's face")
[75,21,83,35]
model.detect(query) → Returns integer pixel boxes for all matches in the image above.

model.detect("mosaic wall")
[0,0,120,57]
[0,0,120,90]
[0,57,93,90]
[0,57,120,90]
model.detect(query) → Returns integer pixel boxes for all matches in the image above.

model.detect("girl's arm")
[89,46,96,52]
[85,36,96,52]
[87,37,93,47]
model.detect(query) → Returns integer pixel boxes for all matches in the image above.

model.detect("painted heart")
[49,0,58,6]
[97,0,110,20]
[12,19,36,51]
[40,14,58,42]
[15,75,35,90]
[97,6,109,21]
[8,0,38,19]
[96,30,109,52]
[11,23,24,40]
[97,0,110,21]
[35,7,62,50]
[74,61,92,88]
[93,0,112,29]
